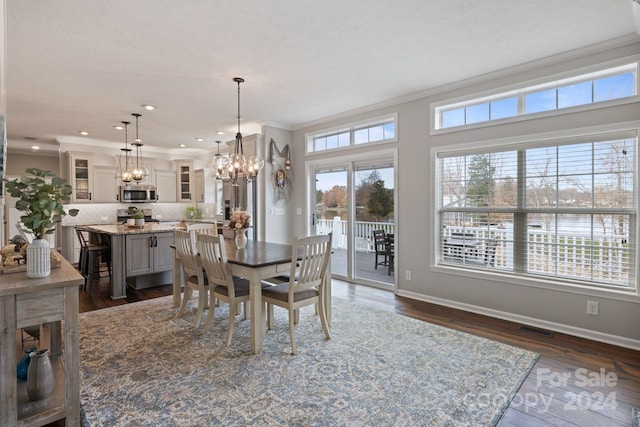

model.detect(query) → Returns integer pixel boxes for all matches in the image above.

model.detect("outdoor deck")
[330,248,394,285]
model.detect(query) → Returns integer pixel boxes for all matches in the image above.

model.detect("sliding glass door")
[310,150,396,289]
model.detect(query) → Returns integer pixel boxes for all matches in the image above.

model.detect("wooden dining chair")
[372,230,388,269]
[75,227,111,294]
[262,233,332,355]
[196,233,270,346]
[385,233,395,276]
[174,230,208,329]
[186,223,217,251]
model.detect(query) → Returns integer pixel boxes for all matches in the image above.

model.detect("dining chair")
[174,230,208,329]
[196,233,270,346]
[372,230,388,269]
[262,233,332,355]
[385,233,395,276]
[186,222,218,251]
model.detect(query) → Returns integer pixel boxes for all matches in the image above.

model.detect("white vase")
[135,218,145,226]
[27,349,54,401]
[127,218,136,226]
[27,238,50,278]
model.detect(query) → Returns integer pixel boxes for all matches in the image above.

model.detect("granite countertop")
[82,223,178,235]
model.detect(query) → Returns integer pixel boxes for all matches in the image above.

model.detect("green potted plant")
[4,168,79,277]
[127,206,145,226]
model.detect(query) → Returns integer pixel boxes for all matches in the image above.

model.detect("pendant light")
[131,113,149,182]
[228,77,264,186]
[213,140,229,181]
[116,121,133,183]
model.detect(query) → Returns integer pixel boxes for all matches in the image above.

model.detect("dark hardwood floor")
[62,272,640,426]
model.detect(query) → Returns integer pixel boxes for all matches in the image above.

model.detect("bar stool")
[75,227,111,294]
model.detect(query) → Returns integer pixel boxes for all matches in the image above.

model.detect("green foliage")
[367,179,393,221]
[186,204,202,219]
[127,206,145,219]
[467,154,495,207]
[4,168,79,239]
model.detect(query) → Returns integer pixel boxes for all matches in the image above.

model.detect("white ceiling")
[5,0,639,155]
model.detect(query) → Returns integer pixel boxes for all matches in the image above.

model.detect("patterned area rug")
[633,407,639,427]
[79,295,538,426]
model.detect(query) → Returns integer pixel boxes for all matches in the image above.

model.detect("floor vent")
[519,325,554,337]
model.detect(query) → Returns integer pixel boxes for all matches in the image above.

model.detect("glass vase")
[235,228,248,249]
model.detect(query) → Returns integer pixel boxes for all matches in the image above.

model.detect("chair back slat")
[186,223,217,253]
[174,230,201,277]
[290,233,332,293]
[196,233,234,289]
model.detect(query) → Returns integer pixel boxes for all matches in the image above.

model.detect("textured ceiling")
[5,0,639,155]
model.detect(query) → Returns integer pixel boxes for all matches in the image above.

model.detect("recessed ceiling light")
[216,131,224,135]
[179,144,186,148]
[113,125,124,130]
[32,145,40,150]
[141,104,156,111]
[79,131,89,136]
[195,138,204,142]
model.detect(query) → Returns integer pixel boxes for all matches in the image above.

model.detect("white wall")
[291,38,640,349]
[260,125,294,244]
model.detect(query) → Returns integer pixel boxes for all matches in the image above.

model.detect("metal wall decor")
[268,138,293,201]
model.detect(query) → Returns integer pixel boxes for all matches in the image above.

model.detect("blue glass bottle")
[17,348,37,380]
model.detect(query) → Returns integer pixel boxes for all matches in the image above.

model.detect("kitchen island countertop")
[82,223,177,235]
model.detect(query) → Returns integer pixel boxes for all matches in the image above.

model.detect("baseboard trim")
[396,289,640,351]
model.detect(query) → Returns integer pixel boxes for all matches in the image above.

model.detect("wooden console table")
[0,252,83,426]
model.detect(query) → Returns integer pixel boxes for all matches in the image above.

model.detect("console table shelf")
[0,252,83,427]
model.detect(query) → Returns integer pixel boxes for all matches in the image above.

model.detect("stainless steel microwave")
[120,185,158,203]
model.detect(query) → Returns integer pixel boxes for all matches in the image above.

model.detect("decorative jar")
[26,238,50,278]
[27,349,54,401]
[235,228,248,249]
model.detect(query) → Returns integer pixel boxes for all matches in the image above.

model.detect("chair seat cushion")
[187,274,208,285]
[262,283,319,303]
[213,276,270,297]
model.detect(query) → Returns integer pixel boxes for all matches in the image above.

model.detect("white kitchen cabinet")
[66,152,93,203]
[154,169,177,203]
[176,161,193,202]
[194,168,216,203]
[92,166,119,203]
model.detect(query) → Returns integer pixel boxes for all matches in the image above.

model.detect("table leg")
[249,269,263,354]
[0,296,17,425]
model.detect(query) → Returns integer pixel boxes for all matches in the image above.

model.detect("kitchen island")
[82,223,176,299]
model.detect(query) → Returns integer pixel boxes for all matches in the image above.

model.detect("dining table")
[172,238,332,354]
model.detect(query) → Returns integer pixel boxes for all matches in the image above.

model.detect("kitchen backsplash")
[61,203,219,225]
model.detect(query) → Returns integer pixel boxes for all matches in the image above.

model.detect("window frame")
[431,122,640,300]
[431,57,640,135]
[305,113,398,155]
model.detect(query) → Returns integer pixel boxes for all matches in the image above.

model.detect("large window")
[307,114,396,154]
[436,131,637,290]
[433,61,638,132]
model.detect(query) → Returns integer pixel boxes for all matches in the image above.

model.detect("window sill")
[430,263,640,304]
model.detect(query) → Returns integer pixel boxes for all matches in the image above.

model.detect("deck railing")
[317,219,630,286]
[316,218,394,252]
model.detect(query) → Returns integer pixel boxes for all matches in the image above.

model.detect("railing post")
[332,217,343,249]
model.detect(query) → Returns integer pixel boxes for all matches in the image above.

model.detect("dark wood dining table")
[172,238,332,354]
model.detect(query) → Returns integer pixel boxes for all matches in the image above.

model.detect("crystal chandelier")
[115,121,133,183]
[219,77,264,186]
[130,113,149,182]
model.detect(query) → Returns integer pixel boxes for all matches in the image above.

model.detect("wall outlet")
[101,216,108,221]
[296,208,302,215]
[587,300,599,316]
[155,214,161,219]
[405,270,412,280]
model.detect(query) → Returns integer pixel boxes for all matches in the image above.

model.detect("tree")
[367,179,393,220]
[323,185,347,208]
[316,189,324,204]
[466,154,494,207]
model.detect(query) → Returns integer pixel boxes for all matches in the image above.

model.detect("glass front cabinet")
[66,152,93,203]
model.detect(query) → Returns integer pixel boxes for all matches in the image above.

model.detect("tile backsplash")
[61,203,220,225]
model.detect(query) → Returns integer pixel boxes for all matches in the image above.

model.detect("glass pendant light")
[131,113,149,182]
[116,121,133,183]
